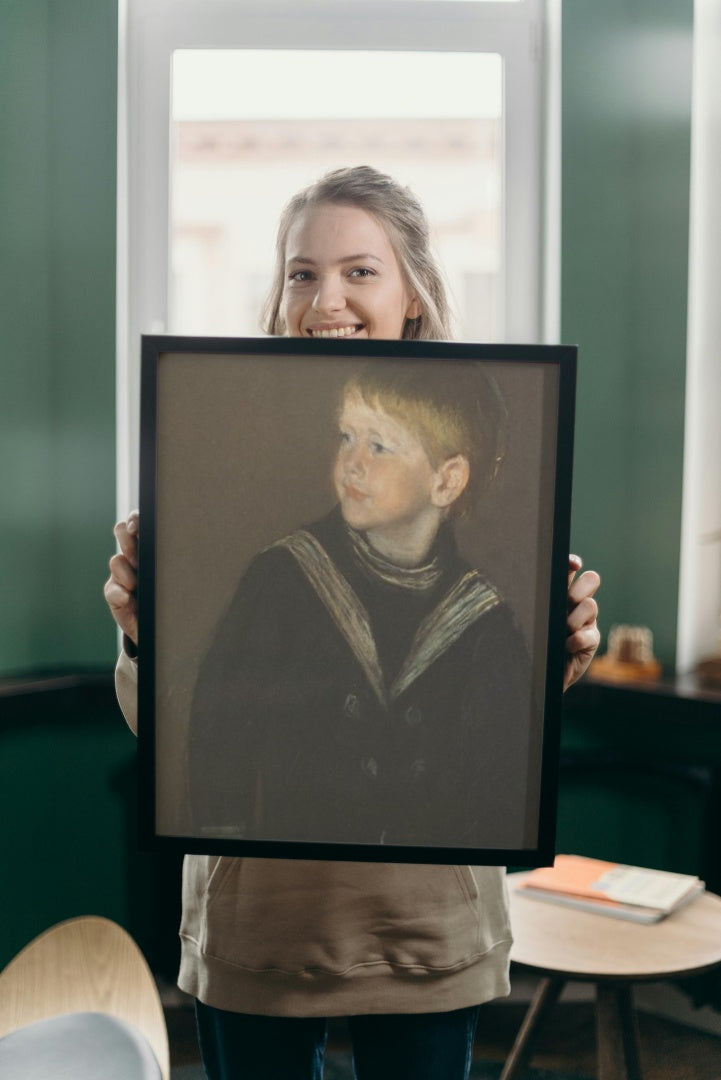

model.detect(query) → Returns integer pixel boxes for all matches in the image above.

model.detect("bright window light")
[172,50,502,121]
[170,50,504,341]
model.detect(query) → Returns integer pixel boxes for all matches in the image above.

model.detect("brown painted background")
[152,350,559,838]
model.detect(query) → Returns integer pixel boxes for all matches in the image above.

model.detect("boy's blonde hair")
[262,166,453,341]
[342,361,507,517]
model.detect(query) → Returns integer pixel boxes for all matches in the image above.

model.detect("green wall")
[0,0,118,675]
[0,0,132,971]
[562,0,693,669]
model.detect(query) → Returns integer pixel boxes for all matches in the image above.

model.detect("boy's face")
[281,203,421,340]
[334,393,446,557]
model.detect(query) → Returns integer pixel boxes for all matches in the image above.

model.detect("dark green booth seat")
[557,674,721,1011]
[0,671,183,977]
[558,674,721,888]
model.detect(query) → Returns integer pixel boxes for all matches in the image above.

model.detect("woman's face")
[281,203,421,340]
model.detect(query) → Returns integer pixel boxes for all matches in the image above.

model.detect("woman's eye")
[288,269,313,283]
[339,431,351,445]
[370,441,388,454]
[349,267,374,279]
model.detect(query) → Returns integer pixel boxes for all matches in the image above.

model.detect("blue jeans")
[195,1000,481,1080]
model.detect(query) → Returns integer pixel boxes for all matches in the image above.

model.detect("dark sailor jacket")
[188,507,536,851]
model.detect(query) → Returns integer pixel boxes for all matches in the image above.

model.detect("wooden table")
[503,873,721,1080]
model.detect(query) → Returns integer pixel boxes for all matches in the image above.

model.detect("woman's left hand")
[564,555,601,691]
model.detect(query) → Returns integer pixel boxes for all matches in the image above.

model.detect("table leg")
[499,976,565,1080]
[596,982,643,1080]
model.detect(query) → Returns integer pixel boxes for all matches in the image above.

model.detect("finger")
[566,594,599,634]
[567,553,583,588]
[113,519,139,568]
[103,577,132,611]
[568,568,601,607]
[103,579,139,642]
[108,552,137,592]
[566,623,601,657]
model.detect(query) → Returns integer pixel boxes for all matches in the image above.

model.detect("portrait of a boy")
[184,357,538,851]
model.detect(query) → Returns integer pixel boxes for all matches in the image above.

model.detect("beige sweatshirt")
[116,650,512,1016]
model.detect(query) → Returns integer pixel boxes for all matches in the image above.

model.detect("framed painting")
[137,336,576,865]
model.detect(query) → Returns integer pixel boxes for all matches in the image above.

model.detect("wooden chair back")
[0,915,169,1079]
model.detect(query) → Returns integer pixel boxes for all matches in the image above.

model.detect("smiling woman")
[281,205,421,340]
[121,0,550,513]
[263,167,451,341]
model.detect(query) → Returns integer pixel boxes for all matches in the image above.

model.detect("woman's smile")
[307,323,365,339]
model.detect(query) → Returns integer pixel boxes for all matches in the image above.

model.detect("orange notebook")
[517,855,704,923]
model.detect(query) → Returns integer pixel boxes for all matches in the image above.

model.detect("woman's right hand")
[104,509,139,646]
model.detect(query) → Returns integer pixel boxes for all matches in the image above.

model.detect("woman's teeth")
[310,325,360,338]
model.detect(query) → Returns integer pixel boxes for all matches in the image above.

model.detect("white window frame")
[116,0,559,512]
[676,0,721,674]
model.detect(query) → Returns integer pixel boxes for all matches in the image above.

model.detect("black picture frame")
[138,335,576,866]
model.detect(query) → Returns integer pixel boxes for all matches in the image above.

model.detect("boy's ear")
[431,455,470,509]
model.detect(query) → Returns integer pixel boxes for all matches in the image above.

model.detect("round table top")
[508,871,721,981]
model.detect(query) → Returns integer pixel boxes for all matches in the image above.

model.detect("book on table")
[516,854,705,923]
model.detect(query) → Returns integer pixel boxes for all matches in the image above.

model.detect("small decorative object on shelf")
[590,623,662,683]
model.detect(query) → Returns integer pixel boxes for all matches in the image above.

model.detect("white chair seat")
[0,1011,162,1079]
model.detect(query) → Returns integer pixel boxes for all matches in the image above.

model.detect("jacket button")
[410,759,427,780]
[361,756,379,779]
[344,693,361,720]
[404,705,423,727]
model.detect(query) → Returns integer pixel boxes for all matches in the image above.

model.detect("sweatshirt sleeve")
[114,644,139,736]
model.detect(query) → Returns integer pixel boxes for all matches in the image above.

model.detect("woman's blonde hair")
[262,165,454,341]
[342,360,507,517]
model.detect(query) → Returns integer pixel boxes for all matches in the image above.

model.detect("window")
[169,49,503,340]
[118,0,557,509]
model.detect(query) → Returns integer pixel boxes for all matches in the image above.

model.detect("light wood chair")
[0,915,169,1079]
